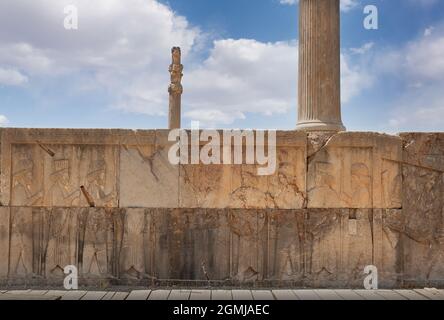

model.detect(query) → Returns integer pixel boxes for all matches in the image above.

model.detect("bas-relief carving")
[308,148,373,208]
[150,209,231,281]
[118,208,153,280]
[228,210,266,281]
[78,208,113,277]
[11,145,44,206]
[307,133,402,209]
[0,207,9,278]
[391,168,444,285]
[9,207,33,277]
[400,133,444,171]
[267,210,305,281]
[304,209,374,287]
[390,133,444,285]
[10,144,118,207]
[180,145,306,209]
[32,207,78,279]
[180,164,232,209]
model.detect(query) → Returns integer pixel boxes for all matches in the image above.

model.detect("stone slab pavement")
[1,288,443,300]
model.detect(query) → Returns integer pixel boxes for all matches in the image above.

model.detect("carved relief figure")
[120,210,147,279]
[45,208,77,278]
[48,158,81,206]
[12,147,43,206]
[80,209,111,277]
[8,209,33,277]
[228,211,265,281]
[310,162,339,206]
[350,163,371,207]
[83,150,117,207]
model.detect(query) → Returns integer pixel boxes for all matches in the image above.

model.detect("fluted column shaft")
[297,0,345,132]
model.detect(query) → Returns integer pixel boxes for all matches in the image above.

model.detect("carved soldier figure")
[85,158,116,207]
[120,209,147,279]
[12,147,43,206]
[48,158,80,206]
[79,208,112,278]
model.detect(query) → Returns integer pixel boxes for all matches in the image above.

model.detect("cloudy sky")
[0,0,443,132]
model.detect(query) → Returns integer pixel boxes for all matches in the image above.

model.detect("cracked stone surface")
[0,129,443,288]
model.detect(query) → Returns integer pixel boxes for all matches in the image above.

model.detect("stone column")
[297,0,345,132]
[168,47,183,129]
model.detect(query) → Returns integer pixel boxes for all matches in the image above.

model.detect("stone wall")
[0,128,442,288]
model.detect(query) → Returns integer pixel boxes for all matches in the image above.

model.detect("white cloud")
[0,115,9,126]
[183,38,372,125]
[424,26,434,37]
[184,39,298,126]
[0,67,28,86]
[0,0,373,127]
[341,54,373,104]
[0,0,201,115]
[279,0,359,12]
[350,42,374,55]
[384,24,444,131]
[340,0,359,12]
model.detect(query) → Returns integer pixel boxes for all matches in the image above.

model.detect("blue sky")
[0,0,443,132]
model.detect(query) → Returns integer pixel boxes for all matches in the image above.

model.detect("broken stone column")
[297,0,345,132]
[168,47,183,129]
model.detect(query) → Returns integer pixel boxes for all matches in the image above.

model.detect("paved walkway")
[1,288,444,300]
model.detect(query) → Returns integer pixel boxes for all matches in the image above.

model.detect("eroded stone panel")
[117,208,153,280]
[400,133,444,172]
[228,209,267,281]
[10,144,118,207]
[304,209,374,288]
[9,207,33,278]
[180,131,306,209]
[0,207,9,278]
[31,207,80,280]
[380,206,444,287]
[307,132,402,209]
[77,208,114,278]
[151,209,231,281]
[119,130,179,208]
[267,210,305,282]
[393,133,444,286]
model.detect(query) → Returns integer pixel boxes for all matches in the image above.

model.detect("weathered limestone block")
[267,210,305,282]
[119,130,179,208]
[304,209,374,288]
[151,209,231,281]
[117,208,153,280]
[394,133,444,286]
[380,207,444,287]
[400,133,444,171]
[8,207,33,278]
[180,131,306,209]
[307,132,402,208]
[10,144,118,207]
[1,128,121,207]
[0,207,9,278]
[180,160,233,208]
[228,209,267,281]
[77,208,114,278]
[372,209,403,288]
[31,207,80,280]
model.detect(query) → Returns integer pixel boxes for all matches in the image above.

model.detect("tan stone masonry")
[0,128,443,288]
